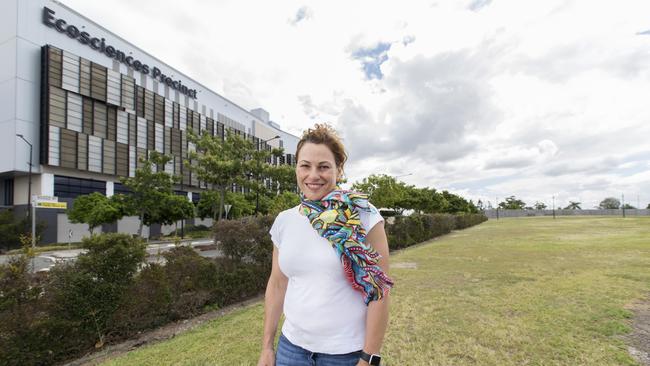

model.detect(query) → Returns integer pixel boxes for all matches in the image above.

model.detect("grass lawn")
[101,216,650,366]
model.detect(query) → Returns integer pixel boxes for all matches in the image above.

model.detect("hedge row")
[387,213,487,250]
[0,216,273,366]
[0,212,486,365]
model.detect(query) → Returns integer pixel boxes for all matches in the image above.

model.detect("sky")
[61,0,650,210]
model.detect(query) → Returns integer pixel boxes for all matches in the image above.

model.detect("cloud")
[289,6,313,26]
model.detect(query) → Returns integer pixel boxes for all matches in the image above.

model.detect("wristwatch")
[360,351,381,365]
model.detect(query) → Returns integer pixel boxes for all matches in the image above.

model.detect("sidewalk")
[0,237,216,272]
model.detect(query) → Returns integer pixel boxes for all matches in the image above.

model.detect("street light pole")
[255,135,280,215]
[16,135,34,247]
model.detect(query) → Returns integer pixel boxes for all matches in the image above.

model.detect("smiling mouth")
[305,183,324,190]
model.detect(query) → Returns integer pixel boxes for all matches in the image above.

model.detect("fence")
[484,209,650,219]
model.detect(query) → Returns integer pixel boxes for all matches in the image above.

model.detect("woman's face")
[296,142,340,200]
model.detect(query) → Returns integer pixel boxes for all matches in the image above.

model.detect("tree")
[188,131,282,220]
[351,174,407,211]
[564,201,581,210]
[622,203,636,209]
[158,195,196,234]
[268,192,301,216]
[120,152,181,236]
[498,196,526,210]
[67,192,122,235]
[442,190,477,213]
[533,201,547,210]
[647,203,650,209]
[599,197,620,209]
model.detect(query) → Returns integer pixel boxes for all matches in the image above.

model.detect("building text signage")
[42,7,198,99]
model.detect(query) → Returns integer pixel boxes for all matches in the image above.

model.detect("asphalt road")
[0,239,218,272]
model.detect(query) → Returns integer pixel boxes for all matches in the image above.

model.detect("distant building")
[1,0,299,243]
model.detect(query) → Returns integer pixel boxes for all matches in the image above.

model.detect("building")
[0,0,299,243]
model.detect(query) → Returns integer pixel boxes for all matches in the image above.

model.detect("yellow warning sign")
[35,201,67,209]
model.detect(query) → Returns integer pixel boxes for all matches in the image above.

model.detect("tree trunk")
[137,211,144,237]
[218,186,225,220]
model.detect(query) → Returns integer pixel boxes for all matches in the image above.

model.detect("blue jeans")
[275,333,362,366]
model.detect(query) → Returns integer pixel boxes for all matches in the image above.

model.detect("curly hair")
[295,123,348,173]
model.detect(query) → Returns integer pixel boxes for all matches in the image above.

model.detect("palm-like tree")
[564,201,582,210]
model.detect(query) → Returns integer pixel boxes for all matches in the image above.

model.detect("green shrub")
[386,212,486,251]
[0,256,51,366]
[0,209,46,252]
[110,263,172,338]
[214,215,274,266]
[44,234,146,358]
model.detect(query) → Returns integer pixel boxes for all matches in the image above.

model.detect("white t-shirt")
[269,203,384,354]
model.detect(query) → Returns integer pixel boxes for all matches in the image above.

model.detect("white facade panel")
[106,69,121,106]
[155,123,164,152]
[48,125,60,166]
[128,145,136,177]
[88,135,102,172]
[61,51,79,93]
[66,92,82,132]
[116,110,128,144]
[136,116,147,149]
[200,114,206,134]
[164,155,174,175]
[164,98,173,128]
[179,105,186,131]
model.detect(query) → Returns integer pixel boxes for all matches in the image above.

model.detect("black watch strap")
[360,351,381,365]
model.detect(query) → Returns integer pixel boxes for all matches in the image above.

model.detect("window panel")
[106,69,121,106]
[155,123,164,152]
[82,97,93,134]
[116,110,129,144]
[128,145,136,177]
[147,120,154,150]
[88,135,102,172]
[171,128,181,156]
[48,125,60,166]
[61,51,80,93]
[120,74,135,111]
[107,106,117,141]
[154,94,164,124]
[66,92,82,132]
[164,98,173,128]
[48,86,66,128]
[164,127,172,155]
[179,105,187,131]
[103,139,116,175]
[48,47,62,88]
[77,133,88,170]
[90,62,107,102]
[200,114,206,135]
[59,128,77,169]
[93,102,107,138]
[116,142,128,177]
[136,116,147,149]
[79,58,91,97]
[144,89,154,121]
[135,86,144,117]
[128,113,137,146]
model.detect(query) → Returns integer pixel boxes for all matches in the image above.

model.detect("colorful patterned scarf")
[300,189,393,305]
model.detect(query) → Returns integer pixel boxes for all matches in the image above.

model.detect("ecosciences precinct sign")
[42,7,198,99]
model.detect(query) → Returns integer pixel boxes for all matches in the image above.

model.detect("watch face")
[369,354,381,366]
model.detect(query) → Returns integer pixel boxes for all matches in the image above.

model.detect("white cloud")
[61,0,650,209]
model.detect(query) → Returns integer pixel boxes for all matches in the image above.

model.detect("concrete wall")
[484,209,650,219]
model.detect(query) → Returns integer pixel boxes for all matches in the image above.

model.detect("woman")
[257,124,393,366]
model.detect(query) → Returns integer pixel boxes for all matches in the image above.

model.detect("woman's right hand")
[257,348,275,366]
